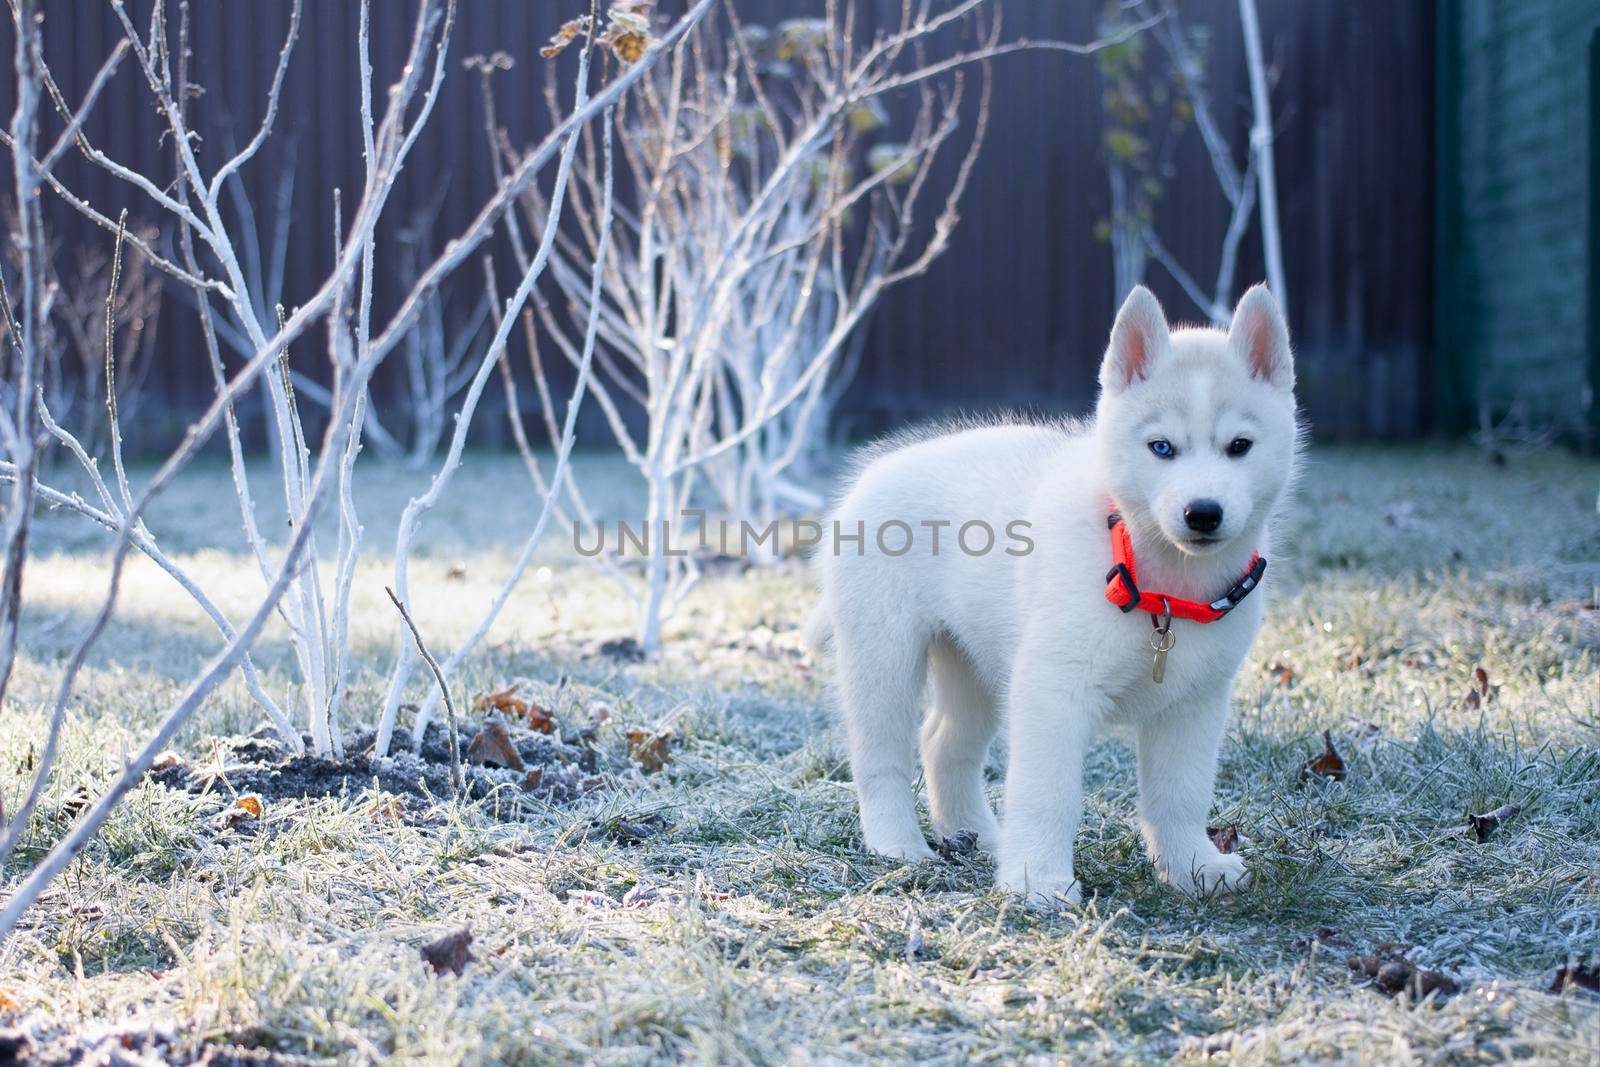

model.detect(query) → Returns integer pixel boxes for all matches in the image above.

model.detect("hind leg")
[835,617,936,862]
[922,636,1001,850]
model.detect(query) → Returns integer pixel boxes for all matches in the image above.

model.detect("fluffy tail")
[803,603,833,654]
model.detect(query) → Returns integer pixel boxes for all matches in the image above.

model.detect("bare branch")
[38,40,129,176]
[208,0,303,201]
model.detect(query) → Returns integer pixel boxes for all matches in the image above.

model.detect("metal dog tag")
[1150,627,1176,683]
[1150,601,1175,683]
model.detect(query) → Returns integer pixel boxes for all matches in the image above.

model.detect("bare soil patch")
[148,718,609,816]
[0,1021,313,1066]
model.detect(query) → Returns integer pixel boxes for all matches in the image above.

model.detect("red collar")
[1104,510,1266,623]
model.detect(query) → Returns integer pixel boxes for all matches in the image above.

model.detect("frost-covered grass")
[2,444,1598,1065]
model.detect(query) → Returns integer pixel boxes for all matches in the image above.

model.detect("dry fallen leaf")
[526,702,555,734]
[421,927,475,976]
[475,683,555,733]
[1462,666,1498,708]
[474,683,527,717]
[217,793,264,829]
[1295,926,1354,950]
[938,829,979,860]
[0,987,18,1014]
[473,683,513,710]
[1379,960,1457,999]
[58,783,93,819]
[625,728,671,772]
[149,751,183,772]
[613,820,660,844]
[601,811,670,844]
[564,721,600,748]
[1267,663,1295,687]
[1348,944,1459,1000]
[1207,825,1241,854]
[368,797,407,821]
[622,884,665,908]
[518,768,544,790]
[1548,962,1600,995]
[61,785,92,819]
[465,723,525,771]
[1299,729,1347,784]
[1466,802,1521,843]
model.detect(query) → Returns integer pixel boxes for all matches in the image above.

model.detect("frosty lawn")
[1,445,1597,1064]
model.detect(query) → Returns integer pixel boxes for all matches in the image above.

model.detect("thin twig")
[385,586,461,795]
[104,210,136,515]
[38,40,129,176]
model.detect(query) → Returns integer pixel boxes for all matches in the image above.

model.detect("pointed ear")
[1228,284,1294,389]
[1099,285,1170,393]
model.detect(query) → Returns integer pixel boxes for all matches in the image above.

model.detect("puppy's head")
[1094,284,1299,557]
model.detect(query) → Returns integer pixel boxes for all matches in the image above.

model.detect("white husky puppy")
[807,284,1299,904]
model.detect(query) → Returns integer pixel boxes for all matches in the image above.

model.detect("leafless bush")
[471,0,1155,658]
[0,0,712,937]
[0,216,161,456]
[1472,399,1556,463]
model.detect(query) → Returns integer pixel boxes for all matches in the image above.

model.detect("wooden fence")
[0,1,1436,446]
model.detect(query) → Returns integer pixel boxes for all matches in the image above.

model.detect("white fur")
[809,284,1300,906]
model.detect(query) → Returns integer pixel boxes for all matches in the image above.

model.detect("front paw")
[996,865,1083,909]
[1156,845,1249,897]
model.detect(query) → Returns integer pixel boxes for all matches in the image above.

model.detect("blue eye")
[1148,439,1175,459]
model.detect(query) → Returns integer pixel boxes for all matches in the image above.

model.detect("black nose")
[1184,499,1223,534]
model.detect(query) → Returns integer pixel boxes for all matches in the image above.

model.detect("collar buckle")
[1206,556,1268,616]
[1105,562,1141,613]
